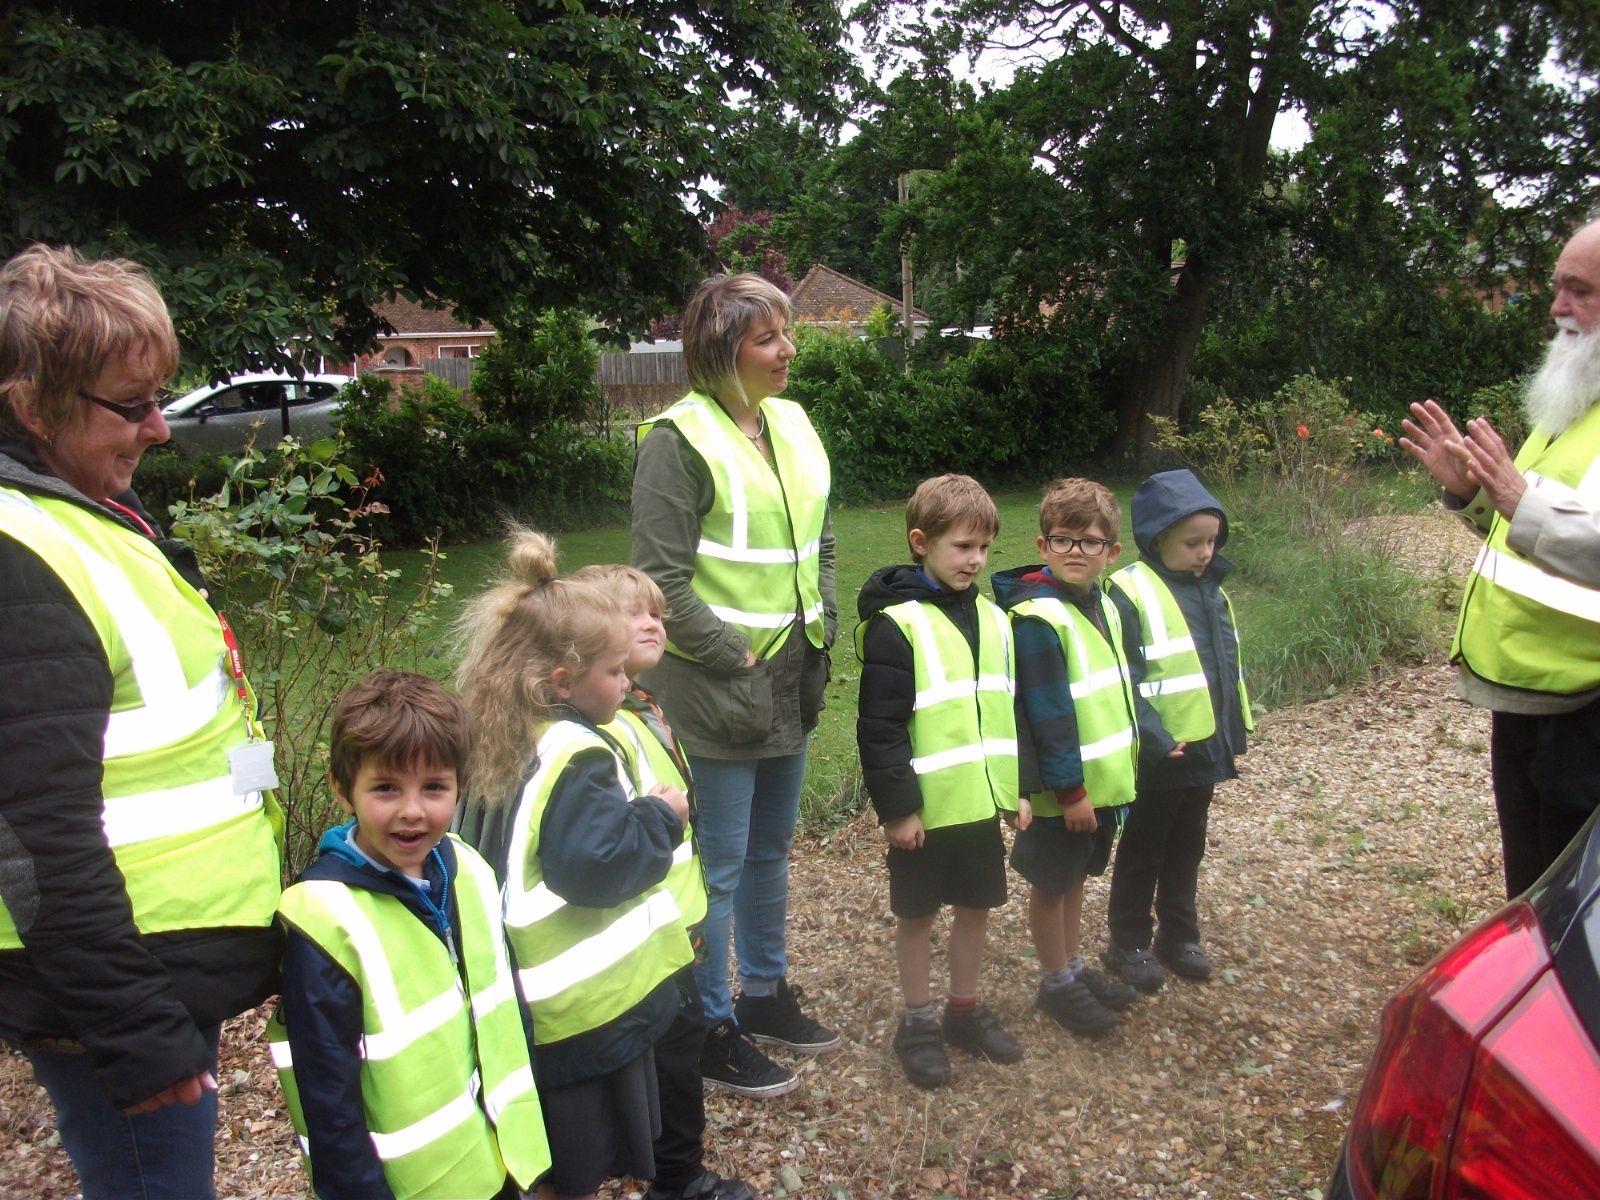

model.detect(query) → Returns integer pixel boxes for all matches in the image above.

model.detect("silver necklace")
[743,412,767,444]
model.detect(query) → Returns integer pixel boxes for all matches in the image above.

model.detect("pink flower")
[1297,424,1310,440]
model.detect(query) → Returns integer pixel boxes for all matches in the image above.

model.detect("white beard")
[1525,318,1600,436]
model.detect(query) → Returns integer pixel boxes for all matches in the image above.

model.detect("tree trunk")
[1114,254,1216,456]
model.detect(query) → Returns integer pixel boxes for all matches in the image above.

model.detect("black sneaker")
[1155,941,1213,981]
[700,1018,799,1098]
[942,1003,1024,1064]
[1034,979,1120,1037]
[1102,943,1166,994]
[1078,966,1139,1011]
[893,1016,951,1088]
[646,1168,757,1200]
[734,977,841,1054]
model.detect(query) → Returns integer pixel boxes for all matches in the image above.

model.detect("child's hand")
[884,812,925,850]
[1061,794,1097,833]
[1016,798,1033,831]
[1166,741,1187,759]
[648,782,690,823]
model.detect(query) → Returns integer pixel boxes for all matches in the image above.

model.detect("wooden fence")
[598,350,686,416]
[424,357,475,390]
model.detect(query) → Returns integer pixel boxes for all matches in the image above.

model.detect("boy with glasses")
[992,479,1142,1037]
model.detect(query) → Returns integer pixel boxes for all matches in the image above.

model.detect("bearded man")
[1402,218,1600,898]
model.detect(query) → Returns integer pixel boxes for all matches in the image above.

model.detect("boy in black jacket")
[857,475,1024,1088]
[1104,470,1252,991]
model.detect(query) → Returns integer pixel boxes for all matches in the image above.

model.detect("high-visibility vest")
[1110,561,1254,742]
[501,721,693,1045]
[0,486,282,946]
[1453,403,1600,694]
[1009,590,1138,814]
[865,595,1019,829]
[638,393,830,660]
[602,704,709,928]
[270,837,549,1199]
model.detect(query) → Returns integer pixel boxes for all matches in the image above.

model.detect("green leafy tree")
[1,0,850,375]
[861,0,1597,452]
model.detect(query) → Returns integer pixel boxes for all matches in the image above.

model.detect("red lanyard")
[103,498,158,539]
[216,613,250,708]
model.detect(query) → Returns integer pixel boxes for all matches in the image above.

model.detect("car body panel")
[161,374,350,455]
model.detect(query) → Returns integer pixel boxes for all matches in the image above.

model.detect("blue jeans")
[689,744,807,1025]
[26,1025,221,1200]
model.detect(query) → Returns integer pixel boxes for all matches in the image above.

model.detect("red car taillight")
[1346,902,1548,1199]
[1444,971,1600,1198]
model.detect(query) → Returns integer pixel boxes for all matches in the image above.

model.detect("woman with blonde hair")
[630,273,838,1101]
[0,244,283,1198]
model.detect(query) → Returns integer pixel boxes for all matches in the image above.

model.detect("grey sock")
[1041,965,1076,991]
[1068,955,1086,976]
[904,1002,936,1024]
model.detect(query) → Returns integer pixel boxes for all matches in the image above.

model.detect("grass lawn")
[388,484,1138,823]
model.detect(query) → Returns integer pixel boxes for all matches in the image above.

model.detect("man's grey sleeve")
[1503,476,1600,588]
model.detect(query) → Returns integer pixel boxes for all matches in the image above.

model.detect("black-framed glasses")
[79,389,171,423]
[1044,534,1113,555]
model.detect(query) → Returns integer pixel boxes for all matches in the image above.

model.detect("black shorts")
[536,1049,660,1196]
[1010,810,1118,894]
[887,815,1008,919]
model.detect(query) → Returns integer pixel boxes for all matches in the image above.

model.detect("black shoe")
[735,977,841,1054]
[1102,943,1166,994]
[893,1016,951,1088]
[942,1003,1024,1064]
[700,1018,799,1098]
[646,1168,758,1200]
[1155,941,1213,980]
[1034,979,1120,1037]
[1078,966,1139,1011]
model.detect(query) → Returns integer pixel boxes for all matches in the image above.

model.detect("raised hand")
[1399,399,1476,500]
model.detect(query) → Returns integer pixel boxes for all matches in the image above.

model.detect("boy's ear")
[330,773,355,816]
[907,527,929,562]
[1036,533,1048,557]
[1107,540,1123,566]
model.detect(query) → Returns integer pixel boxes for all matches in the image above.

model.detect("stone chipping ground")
[0,509,1507,1200]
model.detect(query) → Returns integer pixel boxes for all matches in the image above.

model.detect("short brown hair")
[571,563,667,619]
[906,474,1000,562]
[329,670,473,796]
[681,273,791,402]
[1039,478,1120,538]
[0,244,180,441]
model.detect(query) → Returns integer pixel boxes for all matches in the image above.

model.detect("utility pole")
[899,172,914,356]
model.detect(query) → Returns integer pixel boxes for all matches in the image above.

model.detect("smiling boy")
[991,478,1142,1037]
[269,671,547,1200]
[856,474,1024,1087]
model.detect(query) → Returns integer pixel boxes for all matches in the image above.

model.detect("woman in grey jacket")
[630,274,838,1099]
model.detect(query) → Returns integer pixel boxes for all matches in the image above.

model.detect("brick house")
[787,264,929,331]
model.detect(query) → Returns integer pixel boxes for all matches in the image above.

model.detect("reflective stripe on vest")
[604,707,708,929]
[1010,591,1138,814]
[270,838,549,1198]
[1453,403,1600,694]
[502,721,693,1044]
[638,394,830,659]
[1110,561,1254,742]
[0,486,280,946]
[876,595,1020,828]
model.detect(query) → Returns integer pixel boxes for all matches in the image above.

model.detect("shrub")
[133,443,233,518]
[168,436,452,876]
[471,307,604,432]
[337,372,630,544]
[1466,379,1529,452]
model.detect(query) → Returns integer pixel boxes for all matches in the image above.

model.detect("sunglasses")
[79,388,173,423]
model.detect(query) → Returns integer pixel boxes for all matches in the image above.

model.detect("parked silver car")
[161,374,351,455]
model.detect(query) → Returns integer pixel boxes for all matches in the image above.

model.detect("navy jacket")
[1112,469,1248,790]
[856,565,988,825]
[278,825,475,1200]
[991,565,1121,803]
[456,707,683,1089]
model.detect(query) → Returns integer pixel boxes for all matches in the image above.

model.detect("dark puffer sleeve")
[0,533,209,1107]
[856,615,923,824]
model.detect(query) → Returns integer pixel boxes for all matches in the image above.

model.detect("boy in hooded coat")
[1102,470,1252,992]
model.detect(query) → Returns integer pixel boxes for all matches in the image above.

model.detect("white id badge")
[229,740,279,794]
